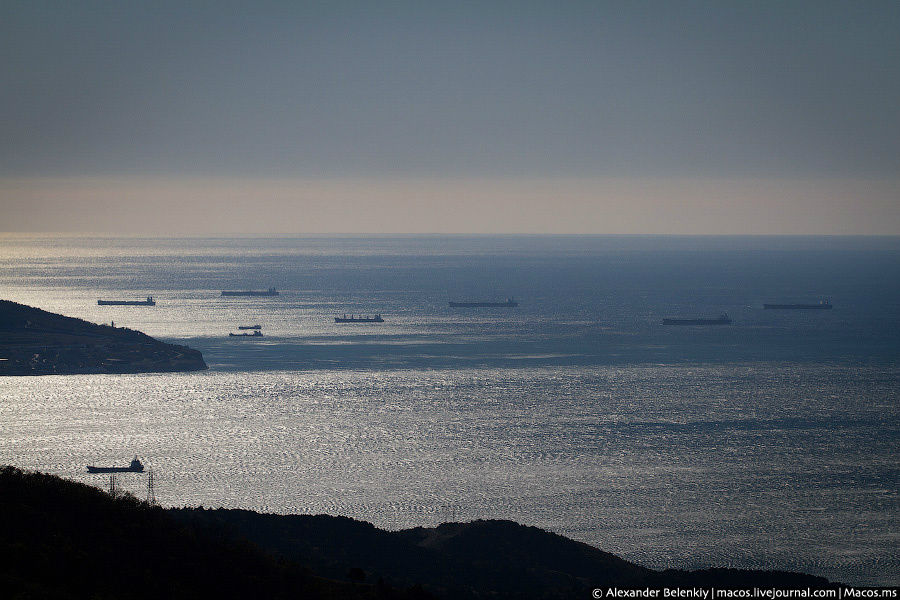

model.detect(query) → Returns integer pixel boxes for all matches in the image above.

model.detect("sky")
[1,0,898,234]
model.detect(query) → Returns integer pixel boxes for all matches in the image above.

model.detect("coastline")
[0,299,207,375]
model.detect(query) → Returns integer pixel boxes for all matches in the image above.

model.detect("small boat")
[229,330,263,337]
[449,297,518,308]
[221,288,279,297]
[764,300,832,310]
[238,325,262,330]
[662,313,732,326]
[87,456,144,473]
[335,314,384,323]
[98,297,155,306]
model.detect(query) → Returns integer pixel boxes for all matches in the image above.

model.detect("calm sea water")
[1,235,898,585]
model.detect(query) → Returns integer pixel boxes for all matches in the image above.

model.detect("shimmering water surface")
[1,235,898,585]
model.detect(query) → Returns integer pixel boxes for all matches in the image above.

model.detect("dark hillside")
[0,467,834,600]
[0,299,206,374]
[173,510,832,599]
[0,467,419,600]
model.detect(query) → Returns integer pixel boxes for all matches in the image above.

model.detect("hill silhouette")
[0,299,206,375]
[174,509,833,598]
[0,467,834,600]
[0,467,422,599]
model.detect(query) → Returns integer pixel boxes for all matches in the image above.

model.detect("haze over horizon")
[2,1,899,235]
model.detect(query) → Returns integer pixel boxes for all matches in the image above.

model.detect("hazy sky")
[2,1,898,234]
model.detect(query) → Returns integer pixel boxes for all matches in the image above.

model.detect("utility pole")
[146,470,157,505]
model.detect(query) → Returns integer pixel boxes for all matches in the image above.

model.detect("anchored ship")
[449,298,518,308]
[238,325,262,330]
[221,287,279,297]
[662,313,732,326]
[87,456,144,473]
[335,314,384,323]
[764,300,832,310]
[97,296,155,306]
[229,330,263,337]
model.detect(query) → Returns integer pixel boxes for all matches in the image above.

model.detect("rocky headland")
[0,299,207,375]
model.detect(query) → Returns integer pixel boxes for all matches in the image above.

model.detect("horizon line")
[3,231,900,239]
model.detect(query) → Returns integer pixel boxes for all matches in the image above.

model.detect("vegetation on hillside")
[0,299,206,375]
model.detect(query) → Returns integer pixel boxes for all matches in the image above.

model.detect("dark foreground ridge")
[0,299,207,375]
[0,467,834,600]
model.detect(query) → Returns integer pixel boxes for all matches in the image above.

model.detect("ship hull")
[448,301,518,308]
[335,317,383,323]
[763,304,832,310]
[86,466,144,473]
[662,318,732,325]
[97,300,155,306]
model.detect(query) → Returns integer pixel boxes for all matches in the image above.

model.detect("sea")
[0,234,897,586]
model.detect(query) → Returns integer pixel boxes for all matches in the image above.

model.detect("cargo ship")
[221,287,279,297]
[335,314,384,323]
[449,298,518,308]
[87,456,144,473]
[763,300,832,310]
[97,297,155,306]
[662,313,732,326]
[238,325,262,330]
[229,330,263,337]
